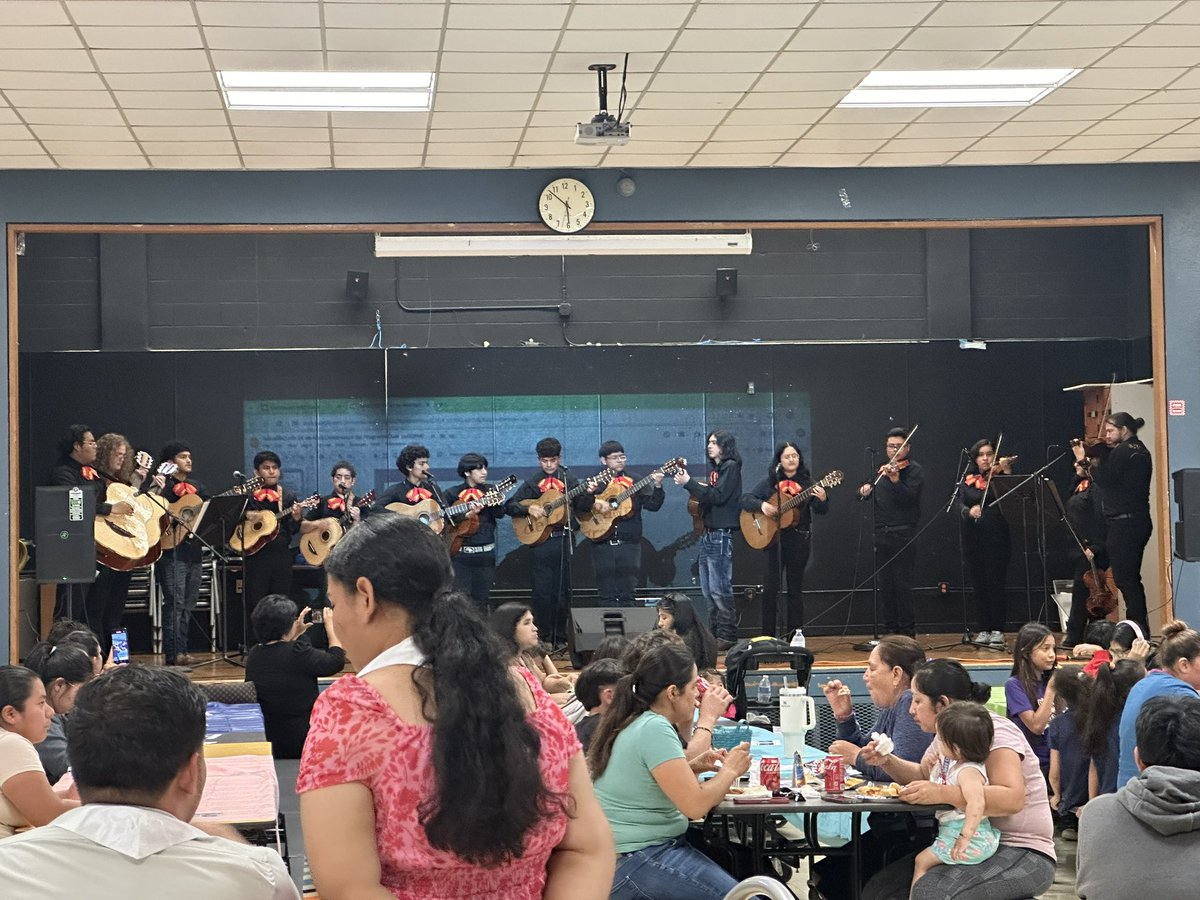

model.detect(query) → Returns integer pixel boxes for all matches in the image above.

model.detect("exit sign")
[1169,400,1186,416]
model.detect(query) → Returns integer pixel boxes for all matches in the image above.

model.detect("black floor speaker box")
[36,486,97,582]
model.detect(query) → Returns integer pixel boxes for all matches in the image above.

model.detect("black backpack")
[723,636,814,722]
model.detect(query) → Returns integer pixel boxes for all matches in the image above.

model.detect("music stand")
[190,494,251,668]
[988,474,1051,627]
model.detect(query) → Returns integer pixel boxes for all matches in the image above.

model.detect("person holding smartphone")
[245,594,346,759]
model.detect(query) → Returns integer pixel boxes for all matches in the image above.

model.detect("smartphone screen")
[111,629,129,665]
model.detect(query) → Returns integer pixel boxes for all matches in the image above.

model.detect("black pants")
[962,521,1011,633]
[86,566,133,657]
[813,814,936,900]
[244,542,294,611]
[1106,514,1152,638]
[1066,549,1111,645]
[875,527,916,634]
[592,539,641,607]
[531,532,570,643]
[452,552,497,610]
[761,528,810,636]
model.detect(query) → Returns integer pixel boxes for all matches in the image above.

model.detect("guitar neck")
[612,471,659,504]
[550,478,598,510]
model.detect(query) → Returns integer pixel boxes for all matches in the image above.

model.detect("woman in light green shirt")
[588,643,750,900]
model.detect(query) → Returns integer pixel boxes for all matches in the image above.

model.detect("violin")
[1084,561,1119,619]
[877,458,910,479]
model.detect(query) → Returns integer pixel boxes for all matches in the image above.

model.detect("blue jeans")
[698,529,736,640]
[156,551,201,662]
[611,836,737,900]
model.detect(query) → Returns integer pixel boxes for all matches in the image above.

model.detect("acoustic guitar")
[446,476,519,554]
[390,476,518,537]
[94,456,178,572]
[300,490,376,567]
[230,493,321,556]
[577,457,686,541]
[161,475,264,551]
[739,470,844,550]
[512,469,616,546]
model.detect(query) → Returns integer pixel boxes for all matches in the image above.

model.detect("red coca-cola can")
[760,757,780,791]
[823,755,845,793]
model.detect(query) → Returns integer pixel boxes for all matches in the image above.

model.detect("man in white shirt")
[0,665,299,900]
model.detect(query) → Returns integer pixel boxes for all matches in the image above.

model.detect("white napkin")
[870,731,895,757]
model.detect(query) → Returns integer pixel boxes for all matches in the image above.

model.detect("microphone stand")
[853,447,880,653]
[559,464,575,653]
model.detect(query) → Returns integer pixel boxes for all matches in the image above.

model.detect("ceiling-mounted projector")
[576,62,631,146]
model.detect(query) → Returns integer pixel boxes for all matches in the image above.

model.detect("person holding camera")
[245,594,346,759]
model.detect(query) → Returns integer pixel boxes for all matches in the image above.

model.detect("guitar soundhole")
[420,515,431,526]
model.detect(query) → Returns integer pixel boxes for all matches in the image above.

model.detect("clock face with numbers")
[538,178,595,233]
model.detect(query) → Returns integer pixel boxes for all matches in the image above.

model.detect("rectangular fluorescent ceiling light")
[219,71,434,111]
[839,68,1079,108]
[374,232,753,258]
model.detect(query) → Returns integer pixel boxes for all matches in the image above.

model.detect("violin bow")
[872,423,919,486]
[976,433,1004,518]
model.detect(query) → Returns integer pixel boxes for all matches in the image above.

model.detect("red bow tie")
[778,479,801,496]
[81,466,98,481]
[1075,479,1090,494]
[458,487,484,502]
[173,482,198,497]
[327,496,346,511]
[613,475,634,489]
[537,477,565,493]
[405,487,433,504]
[708,470,719,486]
[965,474,987,490]
[254,488,280,503]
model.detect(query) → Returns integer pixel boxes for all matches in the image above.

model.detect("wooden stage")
[162,632,1022,684]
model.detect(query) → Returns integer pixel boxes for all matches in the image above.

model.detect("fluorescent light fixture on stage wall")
[374,232,754,258]
[839,68,1079,108]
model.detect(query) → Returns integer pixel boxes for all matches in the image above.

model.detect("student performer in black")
[241,450,303,611]
[1063,448,1111,649]
[583,440,665,608]
[48,424,135,620]
[375,444,437,510]
[739,440,828,638]
[301,459,362,539]
[155,441,208,667]
[505,437,580,645]
[956,438,1013,648]
[1074,411,1153,639]
[858,427,924,637]
[449,452,506,610]
[676,430,743,647]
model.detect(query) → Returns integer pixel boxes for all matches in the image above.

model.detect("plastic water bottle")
[756,675,771,705]
[790,628,806,648]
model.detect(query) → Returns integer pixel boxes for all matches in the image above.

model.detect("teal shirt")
[594,711,687,853]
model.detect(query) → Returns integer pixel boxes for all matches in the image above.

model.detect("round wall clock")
[538,177,595,233]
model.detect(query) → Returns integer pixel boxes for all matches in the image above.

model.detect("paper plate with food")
[724,785,771,801]
[854,781,904,799]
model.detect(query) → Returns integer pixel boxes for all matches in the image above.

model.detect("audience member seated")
[591,635,630,662]
[1077,695,1200,900]
[1074,619,1153,676]
[574,658,623,753]
[1117,620,1200,785]
[1005,621,1058,778]
[0,665,79,838]
[1081,659,1145,797]
[491,602,585,722]
[589,642,751,900]
[656,593,718,670]
[297,514,613,899]
[859,659,1056,900]
[23,640,95,783]
[813,635,935,900]
[0,665,299,899]
[245,593,346,759]
[1047,666,1090,840]
[45,619,105,674]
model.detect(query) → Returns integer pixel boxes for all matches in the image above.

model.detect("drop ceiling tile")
[699,139,794,153]
[328,51,442,71]
[863,150,956,165]
[659,52,780,74]
[1013,103,1124,120]
[92,49,213,72]
[208,50,325,70]
[114,90,223,109]
[1042,1,1178,25]
[550,52,663,74]
[1068,68,1186,90]
[232,126,330,141]
[447,29,565,53]
[1088,118,1189,135]
[1034,148,1129,162]
[437,73,546,93]
[990,119,1089,136]
[1099,47,1200,68]
[948,149,1042,164]
[333,156,425,168]
[126,108,231,126]
[151,156,243,169]
[0,140,45,155]
[333,127,429,141]
[987,48,1110,68]
[689,152,781,166]
[79,26,203,50]
[227,110,332,128]
[238,140,330,155]
[1127,24,1200,45]
[244,156,333,169]
[1010,24,1144,50]
[707,124,806,140]
[540,72,608,93]
[22,107,127,126]
[1144,89,1200,105]
[0,155,55,167]
[1112,102,1200,118]
[422,155,514,168]
[520,125,585,141]
[140,140,240,154]
[643,107,754,125]
[1149,132,1200,148]
[0,49,93,71]
[915,106,1021,122]
[0,71,106,90]
[623,124,714,141]
[0,27,83,49]
[323,2,445,29]
[900,120,999,138]
[4,90,116,109]
[923,1,1056,27]
[513,155,608,168]
[806,3,936,28]
[1125,146,1200,160]
[511,142,609,157]
[650,72,760,92]
[1162,2,1200,25]
[737,90,847,108]
[1060,133,1152,150]
[67,1,197,26]
[673,29,791,53]
[1156,68,1200,90]
[0,124,32,139]
[5,2,71,26]
[54,155,148,168]
[776,152,869,167]
[594,153,693,166]
[785,27,909,51]
[435,91,544,111]
[0,109,22,126]
[900,26,1025,51]
[29,124,133,141]
[194,1,321,28]
[804,122,906,139]
[555,30,679,53]
[133,125,234,141]
[330,112,429,127]
[566,3,688,29]
[324,29,442,52]
[428,111,529,128]
[878,49,1000,68]
[769,50,888,72]
[634,91,746,110]
[1175,119,1200,133]
[1039,87,1153,105]
[716,109,821,128]
[593,139,700,154]
[970,135,1067,151]
[202,26,323,51]
[334,141,428,154]
[106,72,218,91]
[790,136,888,153]
[427,126,526,142]
[42,139,141,155]
[821,106,923,124]
[879,135,982,152]
[689,3,814,29]
[440,52,552,73]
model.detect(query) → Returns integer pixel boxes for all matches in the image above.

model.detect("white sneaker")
[988,631,1005,646]
[972,631,991,644]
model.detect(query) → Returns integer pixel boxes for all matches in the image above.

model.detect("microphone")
[776,462,783,475]
[233,470,246,482]
[865,446,877,453]
[558,464,570,471]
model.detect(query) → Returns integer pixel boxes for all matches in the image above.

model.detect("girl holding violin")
[739,440,828,637]
[957,439,1015,647]
[1072,412,1153,640]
